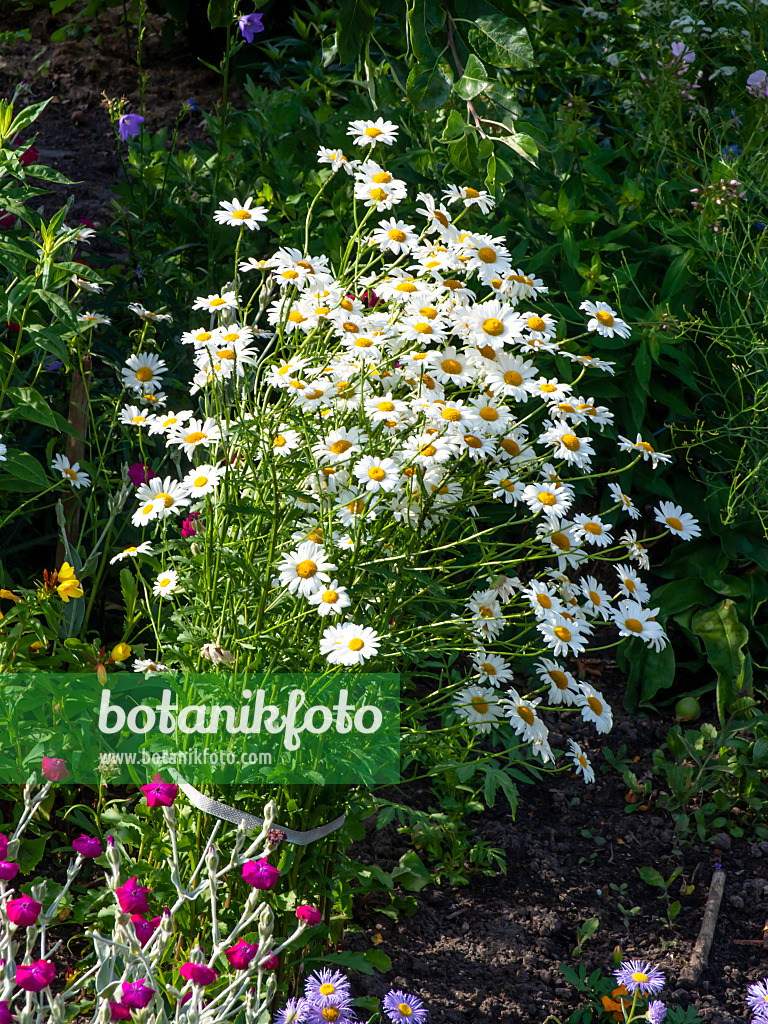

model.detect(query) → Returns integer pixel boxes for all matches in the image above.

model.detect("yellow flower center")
[539,382,557,393]
[500,438,520,456]
[477,407,497,422]
[348,500,365,514]
[517,705,535,726]
[193,476,208,488]
[538,491,557,506]
[587,696,603,714]
[419,444,437,457]
[196,332,212,342]
[480,662,496,676]
[624,618,643,633]
[537,594,552,609]
[441,408,462,422]
[589,590,601,606]
[355,337,373,348]
[157,492,174,508]
[666,516,683,531]
[398,1007,412,1018]
[434,211,450,227]
[596,309,615,327]
[365,126,383,138]
[349,638,365,651]
[136,367,154,382]
[443,278,462,290]
[141,502,154,515]
[637,441,654,452]
[419,306,438,319]
[218,348,235,360]
[631,971,648,983]
[368,466,386,481]
[209,297,226,307]
[554,626,571,641]
[561,434,580,451]
[464,435,482,449]
[322,1010,339,1023]
[624,579,636,593]
[464,187,480,198]
[502,370,523,386]
[441,358,462,375]
[322,590,338,604]
[273,435,286,447]
[388,228,406,242]
[584,522,602,535]
[395,282,417,292]
[330,439,352,454]
[342,321,359,333]
[296,560,317,579]
[62,467,77,479]
[232,209,252,220]
[319,984,335,996]
[551,532,570,551]
[483,317,504,336]
[377,401,395,412]
[527,316,546,332]
[369,188,387,201]
[477,246,497,263]
[185,431,207,444]
[414,322,433,335]
[549,670,568,690]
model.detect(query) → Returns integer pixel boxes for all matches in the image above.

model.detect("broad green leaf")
[391,850,432,891]
[406,0,445,60]
[482,82,523,119]
[336,0,378,64]
[468,16,535,69]
[5,99,51,141]
[406,57,454,110]
[448,130,481,176]
[651,577,712,617]
[692,600,749,725]
[454,54,491,100]
[637,865,665,888]
[441,108,469,141]
[207,0,231,29]
[661,251,693,301]
[37,289,79,332]
[497,131,538,164]
[4,386,79,437]
[0,450,50,492]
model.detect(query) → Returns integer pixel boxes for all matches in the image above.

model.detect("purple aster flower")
[238,13,264,43]
[119,981,154,1009]
[747,980,768,1016]
[383,990,428,1024]
[73,834,103,858]
[647,1001,667,1024]
[118,114,145,141]
[614,959,665,998]
[242,858,280,889]
[274,998,309,1024]
[304,1003,356,1024]
[305,969,351,1007]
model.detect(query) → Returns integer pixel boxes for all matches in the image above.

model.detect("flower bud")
[257,904,274,946]
[96,662,108,686]
[111,643,131,663]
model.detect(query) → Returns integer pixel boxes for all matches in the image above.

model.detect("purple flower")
[119,981,154,1009]
[274,998,309,1024]
[670,41,694,64]
[140,774,178,808]
[296,904,321,926]
[41,756,69,781]
[225,939,258,971]
[382,989,428,1024]
[305,969,351,1007]
[116,877,151,914]
[72,834,102,858]
[127,462,156,486]
[15,960,55,992]
[109,1004,131,1021]
[0,863,19,881]
[130,915,156,945]
[181,511,200,538]
[304,1003,355,1024]
[614,959,665,997]
[238,13,264,43]
[0,1001,14,1024]
[242,858,280,890]
[747,70,768,99]
[647,1000,667,1024]
[747,980,768,1016]
[0,835,7,859]
[118,114,145,141]
[5,896,42,927]
[179,963,218,987]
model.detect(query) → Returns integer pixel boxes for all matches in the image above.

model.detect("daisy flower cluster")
[272,969,427,1024]
[111,118,698,783]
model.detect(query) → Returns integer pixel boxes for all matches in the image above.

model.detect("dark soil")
[1,11,766,1024]
[348,668,765,1024]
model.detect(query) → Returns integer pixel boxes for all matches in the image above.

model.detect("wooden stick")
[679,869,726,987]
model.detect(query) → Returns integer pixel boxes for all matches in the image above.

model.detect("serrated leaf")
[468,16,535,70]
[406,57,453,110]
[454,54,491,100]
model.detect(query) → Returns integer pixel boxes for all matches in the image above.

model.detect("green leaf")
[391,850,432,891]
[454,54,491,100]
[37,289,78,332]
[661,251,693,302]
[4,386,79,437]
[448,129,481,176]
[406,57,454,110]
[0,450,50,492]
[5,99,51,141]
[668,900,681,921]
[207,0,231,29]
[691,600,749,725]
[406,0,445,60]
[336,0,378,64]
[637,865,665,888]
[16,835,47,874]
[651,577,713,617]
[497,131,538,164]
[441,109,469,141]
[468,16,535,70]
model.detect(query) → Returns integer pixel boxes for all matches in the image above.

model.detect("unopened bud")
[96,662,107,685]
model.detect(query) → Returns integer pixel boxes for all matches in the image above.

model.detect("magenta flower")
[119,980,154,1009]
[109,1003,131,1021]
[181,511,200,538]
[296,905,322,926]
[72,834,102,858]
[140,774,178,808]
[225,939,258,971]
[263,953,279,970]
[0,863,19,881]
[130,915,156,945]
[0,835,7,859]
[118,114,144,141]
[238,13,264,42]
[41,756,69,781]
[0,1001,14,1024]
[15,960,55,992]
[127,462,156,486]
[116,877,151,914]
[6,896,42,927]
[241,858,280,890]
[179,963,218,987]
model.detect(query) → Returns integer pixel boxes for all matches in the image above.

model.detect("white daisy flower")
[503,269,548,302]
[617,433,673,468]
[580,299,631,339]
[135,476,191,518]
[484,353,540,402]
[537,613,589,656]
[109,542,153,565]
[612,600,667,647]
[442,184,495,213]
[467,396,512,435]
[127,303,173,322]
[485,467,523,504]
[153,569,179,598]
[131,496,165,527]
[414,191,457,239]
[401,432,458,468]
[77,311,110,328]
[167,418,223,460]
[277,541,337,598]
[133,659,170,675]
[453,685,502,733]
[522,482,573,520]
[522,310,557,340]
[472,651,513,685]
[147,409,194,436]
[567,739,596,784]
[320,622,381,664]
[184,464,224,497]
[467,589,506,640]
[347,118,399,147]
[191,291,239,313]
[535,657,581,706]
[537,422,595,468]
[353,177,407,210]
[121,351,168,394]
[615,564,650,603]
[653,501,701,541]
[307,580,351,617]
[575,683,613,733]
[463,299,526,350]
[456,432,496,460]
[579,576,613,620]
[607,482,640,519]
[270,428,303,455]
[213,196,268,230]
[620,529,651,570]
[536,519,586,570]
[500,689,545,744]
[317,147,357,174]
[571,512,613,548]
[312,427,365,465]
[51,453,90,489]
[353,455,401,492]
[522,579,566,620]
[461,234,512,284]
[370,217,418,255]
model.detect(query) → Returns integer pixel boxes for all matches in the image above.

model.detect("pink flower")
[72,835,102,858]
[0,863,19,881]
[225,939,258,971]
[140,774,178,808]
[241,858,280,890]
[19,145,38,167]
[116,877,151,914]
[262,953,279,970]
[119,980,154,1009]
[295,905,322,926]
[41,757,69,782]
[15,960,55,992]
[5,896,42,927]
[179,963,218,987]
[0,835,7,859]
[181,511,200,538]
[0,1001,14,1024]
[127,463,156,487]
[109,1003,131,1021]
[130,915,156,945]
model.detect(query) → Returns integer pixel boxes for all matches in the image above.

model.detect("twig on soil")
[679,868,726,987]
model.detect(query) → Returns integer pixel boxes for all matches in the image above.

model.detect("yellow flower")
[111,642,131,662]
[0,589,21,602]
[56,563,83,603]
